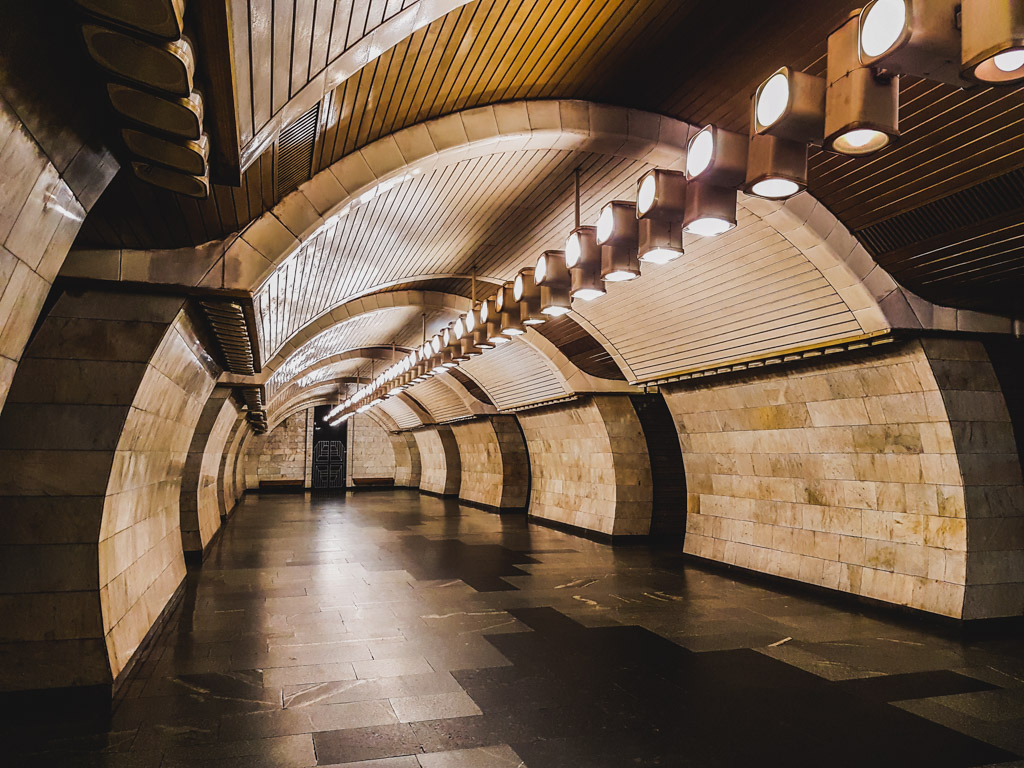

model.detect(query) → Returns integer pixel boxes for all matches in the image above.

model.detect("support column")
[662,337,1024,620]
[179,388,239,561]
[0,290,218,694]
[452,415,529,511]
[391,431,421,488]
[518,395,653,538]
[413,424,461,496]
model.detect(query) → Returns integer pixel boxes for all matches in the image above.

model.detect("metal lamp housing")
[686,126,748,187]
[744,127,808,200]
[754,67,826,144]
[858,0,965,85]
[595,201,639,248]
[515,268,546,325]
[636,169,687,219]
[683,181,738,236]
[535,250,571,316]
[566,226,606,301]
[638,218,684,264]
[825,13,899,156]
[961,0,1024,84]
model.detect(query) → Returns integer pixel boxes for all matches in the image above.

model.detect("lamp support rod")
[574,167,581,229]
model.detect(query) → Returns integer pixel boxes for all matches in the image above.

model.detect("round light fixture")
[637,173,657,216]
[684,217,734,237]
[480,301,489,323]
[995,48,1024,73]
[513,273,524,301]
[442,328,451,346]
[572,288,605,301]
[603,270,638,282]
[640,247,683,265]
[596,205,614,244]
[431,336,441,354]
[503,327,524,336]
[565,231,582,267]
[832,128,890,155]
[542,305,571,317]
[453,317,465,339]
[749,178,801,199]
[756,73,790,128]
[465,310,476,333]
[535,253,548,283]
[686,128,715,178]
[860,0,906,59]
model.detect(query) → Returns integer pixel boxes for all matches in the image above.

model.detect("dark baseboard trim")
[112,576,187,698]
[420,488,459,499]
[0,683,113,719]
[527,514,650,544]
[347,484,398,492]
[458,497,527,515]
[681,553,1024,635]
[182,523,225,566]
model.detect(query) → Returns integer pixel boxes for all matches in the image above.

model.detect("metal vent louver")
[856,168,1024,255]
[276,103,320,197]
[200,300,257,375]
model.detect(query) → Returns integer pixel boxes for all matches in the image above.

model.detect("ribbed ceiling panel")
[378,396,423,430]
[253,148,646,359]
[405,377,471,422]
[265,306,454,397]
[459,340,568,410]
[574,207,863,383]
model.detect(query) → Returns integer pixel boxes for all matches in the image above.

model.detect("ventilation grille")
[276,104,320,197]
[237,385,267,433]
[200,300,257,375]
[856,167,1024,255]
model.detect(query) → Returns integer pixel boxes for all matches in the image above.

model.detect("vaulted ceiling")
[71,0,1024,316]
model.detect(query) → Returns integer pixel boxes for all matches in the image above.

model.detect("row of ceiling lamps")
[322,0,1022,425]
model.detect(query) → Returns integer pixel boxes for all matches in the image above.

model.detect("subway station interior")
[2,0,1024,765]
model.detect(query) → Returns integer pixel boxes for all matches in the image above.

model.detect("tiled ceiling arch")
[253,146,653,359]
[265,305,457,399]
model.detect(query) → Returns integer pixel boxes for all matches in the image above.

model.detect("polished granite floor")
[13,490,1024,767]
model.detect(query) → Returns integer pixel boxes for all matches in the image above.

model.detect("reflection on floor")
[12,490,1024,767]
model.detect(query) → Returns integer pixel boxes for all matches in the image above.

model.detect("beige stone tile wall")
[248,411,310,483]
[662,338,1024,619]
[348,413,396,482]
[391,431,421,487]
[413,425,461,496]
[0,291,218,690]
[451,416,529,509]
[0,93,117,418]
[218,415,249,516]
[179,390,239,555]
[517,395,653,536]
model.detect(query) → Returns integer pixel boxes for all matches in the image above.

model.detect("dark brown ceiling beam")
[193,0,243,186]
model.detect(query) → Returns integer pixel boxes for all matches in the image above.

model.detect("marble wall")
[249,411,310,484]
[452,416,529,510]
[0,291,218,690]
[391,431,421,488]
[413,425,461,496]
[179,390,239,557]
[218,415,249,518]
[0,88,116,418]
[348,413,396,483]
[517,396,653,537]
[663,338,1024,620]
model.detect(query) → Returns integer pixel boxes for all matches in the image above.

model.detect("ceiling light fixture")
[962,0,1024,84]
[534,250,572,316]
[858,0,964,84]
[565,226,606,301]
[636,169,686,264]
[595,201,640,282]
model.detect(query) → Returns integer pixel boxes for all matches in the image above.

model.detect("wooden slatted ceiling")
[404,377,470,422]
[253,148,649,358]
[458,339,567,411]
[574,206,864,383]
[378,395,422,429]
[236,0,420,146]
[264,306,456,395]
[75,0,1024,314]
[532,314,624,381]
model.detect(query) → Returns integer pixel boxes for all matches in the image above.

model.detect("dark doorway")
[312,405,348,490]
[630,393,687,542]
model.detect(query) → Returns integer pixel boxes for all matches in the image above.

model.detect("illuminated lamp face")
[859,0,907,59]
[513,273,524,301]
[637,173,657,216]
[684,217,734,237]
[595,205,614,244]
[686,128,714,178]
[756,72,790,129]
[565,231,582,267]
